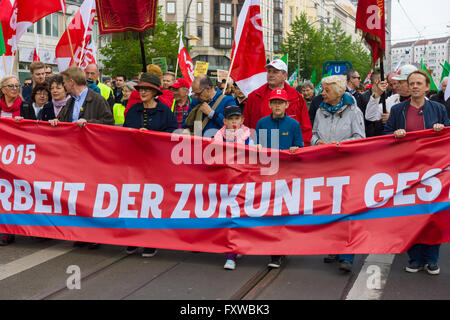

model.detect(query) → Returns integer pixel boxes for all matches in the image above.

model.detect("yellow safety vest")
[97,82,114,101]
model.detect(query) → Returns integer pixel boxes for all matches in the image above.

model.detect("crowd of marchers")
[0,58,449,275]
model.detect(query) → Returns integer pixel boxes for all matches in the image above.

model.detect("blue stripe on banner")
[0,201,449,230]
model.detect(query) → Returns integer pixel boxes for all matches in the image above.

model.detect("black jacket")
[40,102,58,121]
[430,91,450,117]
[123,101,178,133]
[20,102,41,120]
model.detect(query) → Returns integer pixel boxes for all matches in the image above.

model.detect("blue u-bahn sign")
[323,61,353,76]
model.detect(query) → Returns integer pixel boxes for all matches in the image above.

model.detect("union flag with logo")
[355,0,386,65]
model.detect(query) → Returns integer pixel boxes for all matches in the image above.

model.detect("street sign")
[323,60,353,76]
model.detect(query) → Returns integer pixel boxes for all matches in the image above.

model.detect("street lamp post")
[183,0,195,54]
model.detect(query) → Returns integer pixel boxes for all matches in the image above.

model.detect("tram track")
[33,249,282,300]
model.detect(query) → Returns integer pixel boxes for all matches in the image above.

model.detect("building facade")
[391,36,450,85]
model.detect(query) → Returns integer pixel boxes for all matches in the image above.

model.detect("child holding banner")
[255,89,304,268]
[215,105,254,270]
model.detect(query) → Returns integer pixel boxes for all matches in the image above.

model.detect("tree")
[281,13,372,84]
[100,8,181,79]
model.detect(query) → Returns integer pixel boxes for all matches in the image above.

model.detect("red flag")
[177,36,194,86]
[355,0,386,64]
[12,0,66,53]
[95,0,157,34]
[32,35,40,62]
[229,0,267,96]
[55,0,96,71]
[0,0,14,75]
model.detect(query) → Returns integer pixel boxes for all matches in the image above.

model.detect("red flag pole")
[223,49,237,96]
[63,11,76,66]
[380,58,387,113]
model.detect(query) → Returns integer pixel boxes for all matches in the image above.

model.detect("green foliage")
[100,9,181,79]
[281,13,372,83]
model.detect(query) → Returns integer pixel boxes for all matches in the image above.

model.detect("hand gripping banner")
[0,119,448,255]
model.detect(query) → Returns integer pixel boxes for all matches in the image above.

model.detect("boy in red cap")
[256,88,303,152]
[255,88,304,268]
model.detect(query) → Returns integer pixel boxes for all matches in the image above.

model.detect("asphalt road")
[0,236,448,303]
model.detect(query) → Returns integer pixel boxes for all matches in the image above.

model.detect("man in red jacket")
[244,59,312,146]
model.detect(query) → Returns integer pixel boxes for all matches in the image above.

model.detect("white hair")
[321,75,347,96]
[0,75,20,99]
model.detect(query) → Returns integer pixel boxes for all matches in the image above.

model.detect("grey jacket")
[311,95,366,145]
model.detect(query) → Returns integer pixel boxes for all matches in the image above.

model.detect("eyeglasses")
[352,76,361,80]
[138,87,154,92]
[36,92,48,96]
[192,88,205,97]
[4,84,20,89]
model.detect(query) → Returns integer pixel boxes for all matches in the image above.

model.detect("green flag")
[324,69,332,78]
[314,70,333,95]
[280,53,288,65]
[288,66,299,86]
[310,68,317,85]
[0,22,6,56]
[421,59,438,91]
[440,61,450,83]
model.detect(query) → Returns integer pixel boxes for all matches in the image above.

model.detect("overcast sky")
[390,0,450,44]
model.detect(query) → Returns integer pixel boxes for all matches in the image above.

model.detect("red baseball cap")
[170,78,191,89]
[269,88,288,102]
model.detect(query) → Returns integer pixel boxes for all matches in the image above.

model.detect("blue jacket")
[383,99,450,135]
[256,115,304,150]
[185,89,236,137]
[123,101,178,133]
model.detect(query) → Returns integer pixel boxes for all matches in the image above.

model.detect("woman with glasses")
[123,73,177,258]
[0,76,22,245]
[40,75,70,121]
[15,82,51,121]
[0,76,23,120]
[123,73,177,133]
[112,81,136,126]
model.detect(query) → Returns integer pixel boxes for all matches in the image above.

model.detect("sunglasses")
[352,76,361,80]
[4,84,20,89]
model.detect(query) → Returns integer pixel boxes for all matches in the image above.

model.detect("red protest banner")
[0,119,448,255]
[95,0,158,34]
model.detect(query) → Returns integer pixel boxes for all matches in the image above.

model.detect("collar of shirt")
[347,86,357,95]
[72,87,88,103]
[209,89,222,104]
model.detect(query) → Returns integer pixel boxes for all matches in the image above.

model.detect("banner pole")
[139,31,147,73]
[63,10,76,66]
[2,55,7,76]
[380,58,387,114]
[174,34,180,77]
[223,48,237,96]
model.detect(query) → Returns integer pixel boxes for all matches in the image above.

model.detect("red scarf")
[0,96,22,117]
